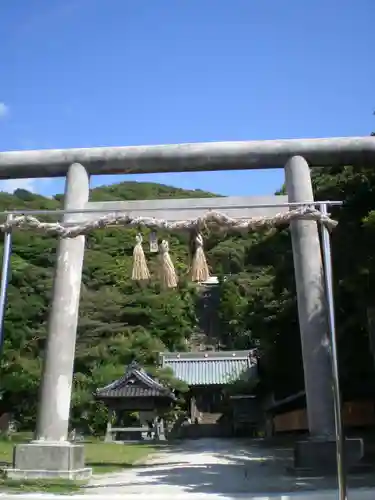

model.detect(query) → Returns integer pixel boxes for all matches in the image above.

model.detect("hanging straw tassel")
[159,240,178,289]
[132,233,150,282]
[191,232,210,283]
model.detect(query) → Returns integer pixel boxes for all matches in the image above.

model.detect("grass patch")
[85,442,157,473]
[0,435,157,492]
[0,439,13,466]
[0,478,83,494]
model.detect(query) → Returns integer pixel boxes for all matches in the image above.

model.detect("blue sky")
[0,0,374,198]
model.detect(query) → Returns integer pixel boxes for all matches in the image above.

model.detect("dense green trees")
[0,183,206,432]
[0,164,375,432]
[215,164,375,399]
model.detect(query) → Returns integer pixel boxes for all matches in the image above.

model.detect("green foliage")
[1,163,375,431]
[216,163,375,399]
[0,182,206,431]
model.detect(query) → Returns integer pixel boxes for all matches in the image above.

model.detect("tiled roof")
[160,351,257,386]
[95,361,175,399]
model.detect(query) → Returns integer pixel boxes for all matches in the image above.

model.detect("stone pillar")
[105,409,114,443]
[190,394,197,422]
[158,418,166,441]
[285,156,335,439]
[7,163,91,480]
[36,163,89,441]
[285,156,364,474]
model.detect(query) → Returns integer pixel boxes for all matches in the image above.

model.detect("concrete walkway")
[2,438,375,499]
[84,438,375,499]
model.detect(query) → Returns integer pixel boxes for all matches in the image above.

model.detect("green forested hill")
[1,169,375,433]
[0,182,216,431]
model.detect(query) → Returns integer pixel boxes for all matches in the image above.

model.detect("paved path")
[84,438,375,499]
[2,438,375,499]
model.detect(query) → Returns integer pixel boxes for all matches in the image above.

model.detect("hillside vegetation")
[1,166,375,433]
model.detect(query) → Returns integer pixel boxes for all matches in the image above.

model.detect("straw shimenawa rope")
[191,233,210,283]
[132,233,150,282]
[159,240,178,289]
[0,207,337,238]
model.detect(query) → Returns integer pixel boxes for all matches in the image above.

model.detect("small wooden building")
[94,361,176,441]
[160,350,258,426]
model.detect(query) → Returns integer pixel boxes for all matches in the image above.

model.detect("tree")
[2,159,375,431]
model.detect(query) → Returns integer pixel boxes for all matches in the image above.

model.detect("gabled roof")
[95,361,176,400]
[160,350,257,386]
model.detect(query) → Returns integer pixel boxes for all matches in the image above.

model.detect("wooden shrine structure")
[95,361,176,442]
[160,350,258,432]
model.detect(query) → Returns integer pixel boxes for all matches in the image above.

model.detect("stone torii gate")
[0,137,374,480]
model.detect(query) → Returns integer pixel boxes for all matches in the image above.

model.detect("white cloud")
[0,179,38,194]
[0,102,9,119]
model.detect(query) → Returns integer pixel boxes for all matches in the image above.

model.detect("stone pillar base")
[292,438,365,475]
[5,442,92,480]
